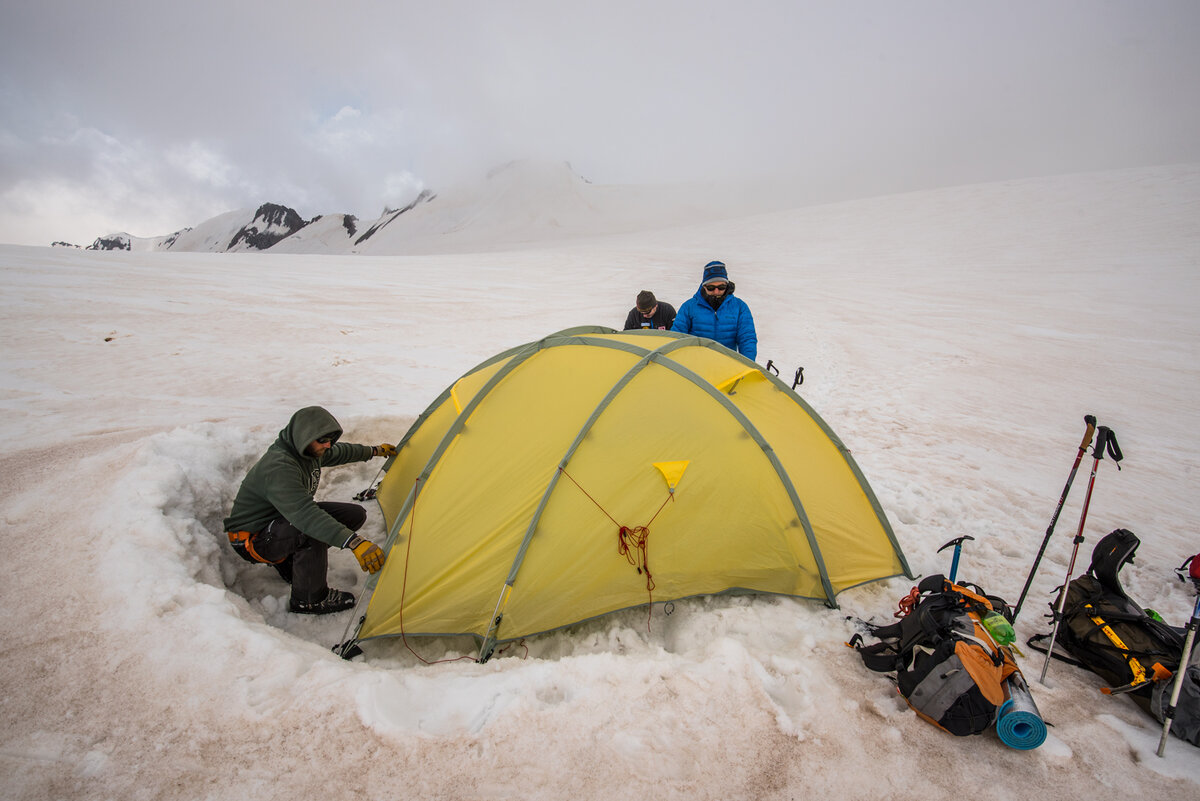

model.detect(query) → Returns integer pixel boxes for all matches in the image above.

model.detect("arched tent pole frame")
[343,329,618,652]
[476,334,834,661]
[386,326,619,470]
[655,336,909,583]
[742,357,912,583]
[371,327,619,559]
[347,327,907,657]
[628,332,903,579]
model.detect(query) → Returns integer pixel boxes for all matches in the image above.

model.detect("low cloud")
[3,1,1199,245]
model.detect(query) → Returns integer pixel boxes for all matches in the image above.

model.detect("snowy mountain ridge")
[72,160,810,255]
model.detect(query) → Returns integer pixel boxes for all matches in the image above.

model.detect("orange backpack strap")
[226,531,284,564]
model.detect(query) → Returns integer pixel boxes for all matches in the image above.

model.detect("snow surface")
[2,164,1199,800]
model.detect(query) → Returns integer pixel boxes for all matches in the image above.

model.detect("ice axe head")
[938,536,975,583]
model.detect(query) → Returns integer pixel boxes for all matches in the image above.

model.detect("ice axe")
[938,536,975,583]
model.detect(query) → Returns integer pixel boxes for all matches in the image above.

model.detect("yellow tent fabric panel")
[499,362,822,638]
[719,375,905,592]
[375,356,514,527]
[362,343,646,639]
[666,344,904,592]
[358,328,910,653]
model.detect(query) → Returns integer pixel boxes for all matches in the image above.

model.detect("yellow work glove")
[346,534,386,574]
[373,443,397,458]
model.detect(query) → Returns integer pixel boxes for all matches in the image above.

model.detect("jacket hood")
[278,406,343,456]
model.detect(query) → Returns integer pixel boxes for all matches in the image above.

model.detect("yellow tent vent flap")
[653,460,690,493]
[716,367,760,395]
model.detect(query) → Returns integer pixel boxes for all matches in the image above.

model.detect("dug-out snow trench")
[110,420,829,665]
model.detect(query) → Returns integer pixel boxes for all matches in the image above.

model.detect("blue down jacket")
[671,287,757,360]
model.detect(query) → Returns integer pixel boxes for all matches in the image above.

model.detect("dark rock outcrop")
[354,189,435,245]
[227,203,308,250]
[88,235,132,251]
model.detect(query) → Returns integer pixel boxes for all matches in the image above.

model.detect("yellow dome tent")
[352,327,910,661]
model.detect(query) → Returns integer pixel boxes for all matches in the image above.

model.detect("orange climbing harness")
[226,530,283,564]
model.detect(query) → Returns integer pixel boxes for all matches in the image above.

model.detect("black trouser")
[252,502,367,603]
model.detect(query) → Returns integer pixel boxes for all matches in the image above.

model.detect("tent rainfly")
[349,327,911,661]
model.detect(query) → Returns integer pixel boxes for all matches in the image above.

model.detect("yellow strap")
[1087,611,1147,685]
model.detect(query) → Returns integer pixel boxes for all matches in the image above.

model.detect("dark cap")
[636,290,657,312]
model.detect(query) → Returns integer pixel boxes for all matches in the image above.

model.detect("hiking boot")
[288,588,355,615]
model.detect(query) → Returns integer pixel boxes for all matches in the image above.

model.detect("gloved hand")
[373,443,397,458]
[346,534,386,574]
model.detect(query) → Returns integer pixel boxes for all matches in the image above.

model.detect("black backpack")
[851,574,1020,736]
[1034,529,1191,715]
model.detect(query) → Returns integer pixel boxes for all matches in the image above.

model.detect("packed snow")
[2,164,1199,800]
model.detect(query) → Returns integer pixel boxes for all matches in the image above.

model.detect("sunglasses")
[704,283,728,292]
[316,435,336,444]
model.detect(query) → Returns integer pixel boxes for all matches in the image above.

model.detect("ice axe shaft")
[1013,415,1097,623]
[938,536,975,583]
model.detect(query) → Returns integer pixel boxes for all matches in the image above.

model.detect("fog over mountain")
[68,161,812,255]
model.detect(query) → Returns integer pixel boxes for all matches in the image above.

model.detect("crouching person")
[223,406,394,615]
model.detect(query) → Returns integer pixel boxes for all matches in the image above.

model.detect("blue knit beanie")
[702,260,728,284]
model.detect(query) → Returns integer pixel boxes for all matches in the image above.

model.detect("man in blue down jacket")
[671,260,757,360]
[223,406,395,615]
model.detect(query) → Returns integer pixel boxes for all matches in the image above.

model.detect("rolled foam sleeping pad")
[996,671,1047,750]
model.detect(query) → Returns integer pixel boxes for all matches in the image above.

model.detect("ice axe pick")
[938,536,975,583]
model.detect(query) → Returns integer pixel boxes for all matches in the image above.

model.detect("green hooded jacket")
[223,406,374,548]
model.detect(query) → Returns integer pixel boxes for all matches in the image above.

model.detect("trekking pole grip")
[1093,426,1111,461]
[1080,415,1097,452]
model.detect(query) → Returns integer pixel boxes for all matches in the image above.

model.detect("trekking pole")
[1039,425,1117,684]
[1156,577,1200,757]
[1013,415,1097,623]
[938,536,975,583]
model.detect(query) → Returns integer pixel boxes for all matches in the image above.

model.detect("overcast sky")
[2,1,1199,247]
